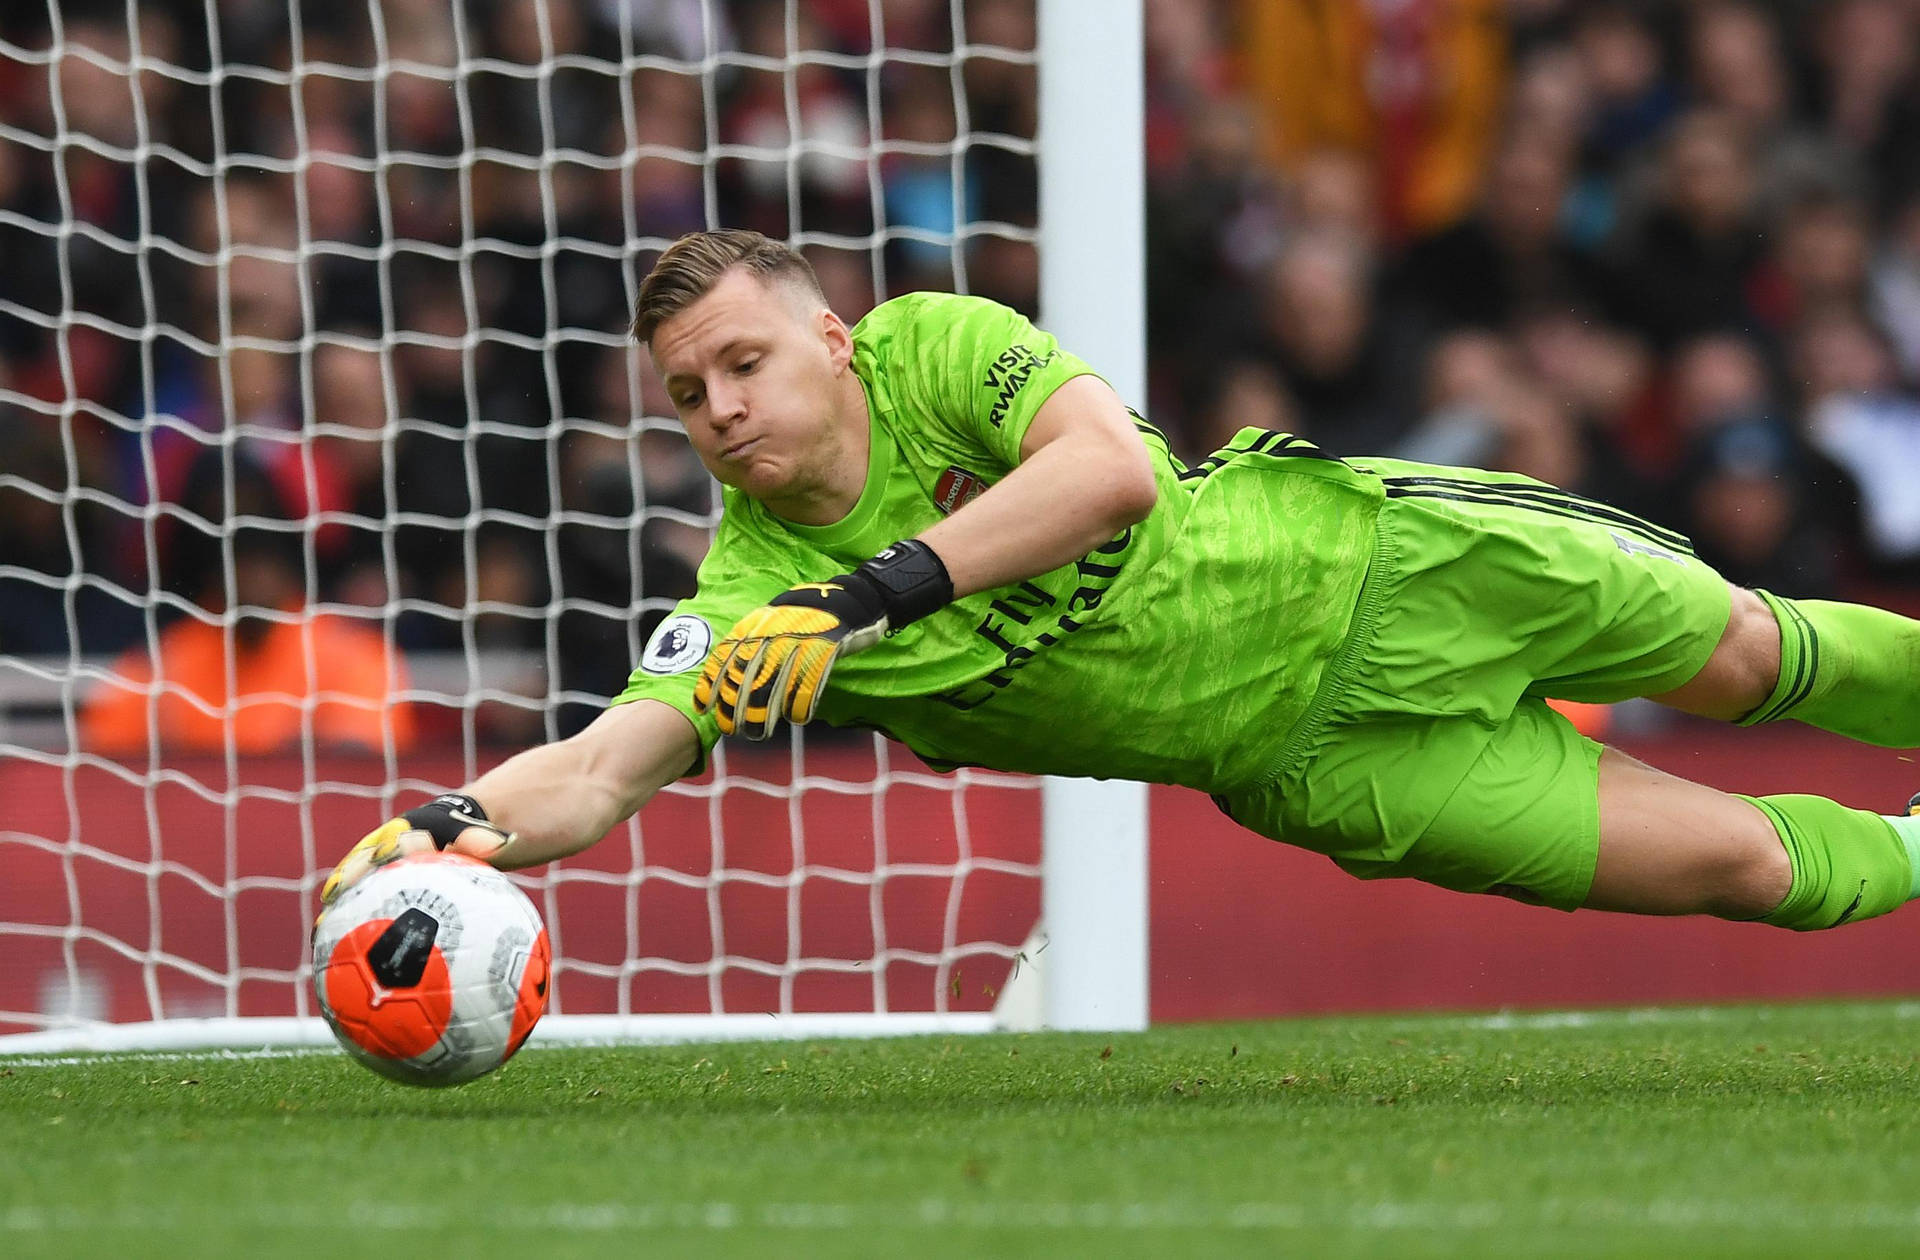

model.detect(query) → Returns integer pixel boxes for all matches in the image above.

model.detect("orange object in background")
[81,613,415,756]
[1236,0,1508,240]
[1546,697,1613,740]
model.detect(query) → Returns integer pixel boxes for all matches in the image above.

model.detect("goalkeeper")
[326,229,1920,935]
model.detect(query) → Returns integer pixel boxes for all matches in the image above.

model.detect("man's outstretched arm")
[320,699,699,902]
[463,698,699,867]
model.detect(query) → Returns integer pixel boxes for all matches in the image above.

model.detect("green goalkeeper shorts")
[1217,459,1734,911]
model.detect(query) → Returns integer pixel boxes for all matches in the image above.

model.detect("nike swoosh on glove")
[318,793,515,912]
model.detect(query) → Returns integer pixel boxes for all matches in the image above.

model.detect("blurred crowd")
[1151,0,1920,607]
[5,0,1920,751]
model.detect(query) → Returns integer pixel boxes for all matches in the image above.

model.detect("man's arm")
[320,699,699,902]
[915,373,1159,597]
[459,698,700,867]
[690,373,1160,738]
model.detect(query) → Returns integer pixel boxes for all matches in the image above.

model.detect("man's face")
[649,267,852,507]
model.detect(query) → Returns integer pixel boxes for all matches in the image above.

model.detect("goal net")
[0,0,1142,1051]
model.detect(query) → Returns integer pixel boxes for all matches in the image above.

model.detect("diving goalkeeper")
[324,228,1920,934]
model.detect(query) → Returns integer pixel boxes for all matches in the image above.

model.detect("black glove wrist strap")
[852,539,954,629]
[402,793,491,850]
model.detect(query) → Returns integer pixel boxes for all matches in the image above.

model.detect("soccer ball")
[312,851,551,1087]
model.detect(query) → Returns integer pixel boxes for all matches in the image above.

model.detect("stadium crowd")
[4,0,1920,750]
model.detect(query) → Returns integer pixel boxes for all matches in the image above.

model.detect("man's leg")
[1588,746,1918,927]
[1246,479,1920,925]
[1644,586,1779,720]
[1585,749,1787,918]
[1242,692,1920,929]
[1655,585,1920,745]
[1602,585,1920,928]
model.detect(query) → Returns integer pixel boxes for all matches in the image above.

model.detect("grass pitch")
[6,1001,1920,1258]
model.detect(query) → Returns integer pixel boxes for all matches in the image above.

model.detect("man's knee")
[1723,587,1783,704]
[1652,585,1781,721]
[1700,826,1792,921]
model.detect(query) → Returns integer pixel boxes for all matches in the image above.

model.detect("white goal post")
[1035,0,1147,1034]
[0,0,1145,1055]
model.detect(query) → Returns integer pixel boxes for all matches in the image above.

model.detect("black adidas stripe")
[1381,475,1693,551]
[1382,476,1694,555]
[1749,598,1819,724]
[1176,460,1227,483]
[1177,433,1265,482]
[1258,430,1328,457]
[1130,410,1173,447]
[1178,430,1329,482]
[1382,486,1696,557]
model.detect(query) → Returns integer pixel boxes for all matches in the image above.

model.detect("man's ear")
[820,308,854,371]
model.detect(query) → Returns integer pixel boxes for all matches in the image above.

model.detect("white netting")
[0,0,1048,1039]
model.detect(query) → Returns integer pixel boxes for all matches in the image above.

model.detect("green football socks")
[1886,811,1920,902]
[1743,795,1913,930]
[1729,592,1920,926]
[1742,592,1920,746]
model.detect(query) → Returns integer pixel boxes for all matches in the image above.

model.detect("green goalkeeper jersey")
[614,291,1382,793]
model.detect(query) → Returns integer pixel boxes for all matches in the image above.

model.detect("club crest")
[934,466,989,514]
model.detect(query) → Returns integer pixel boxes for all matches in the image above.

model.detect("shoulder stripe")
[1178,430,1333,483]
[1129,410,1173,447]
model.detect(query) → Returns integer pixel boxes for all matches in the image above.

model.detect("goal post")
[0,0,1147,1055]
[1035,0,1148,1034]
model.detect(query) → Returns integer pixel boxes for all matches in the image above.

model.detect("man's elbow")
[1106,449,1159,529]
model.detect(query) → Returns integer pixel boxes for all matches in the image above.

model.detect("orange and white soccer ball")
[312,851,551,1087]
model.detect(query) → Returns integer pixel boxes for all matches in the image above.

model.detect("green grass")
[6,1002,1920,1258]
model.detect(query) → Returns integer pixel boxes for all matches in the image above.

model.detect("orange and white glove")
[318,793,516,911]
[693,540,952,740]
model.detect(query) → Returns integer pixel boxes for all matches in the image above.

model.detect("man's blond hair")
[632,229,825,344]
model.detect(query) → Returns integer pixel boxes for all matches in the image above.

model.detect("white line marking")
[1358,1001,1920,1034]
[8,1001,1919,1065]
[8,1199,1920,1234]
[0,1046,335,1069]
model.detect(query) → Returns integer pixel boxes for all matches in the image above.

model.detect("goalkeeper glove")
[693,539,953,739]
[318,793,517,910]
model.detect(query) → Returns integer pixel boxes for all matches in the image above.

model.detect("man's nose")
[707,379,748,424]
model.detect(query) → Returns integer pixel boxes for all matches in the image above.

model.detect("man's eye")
[678,393,702,409]
[735,358,758,375]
